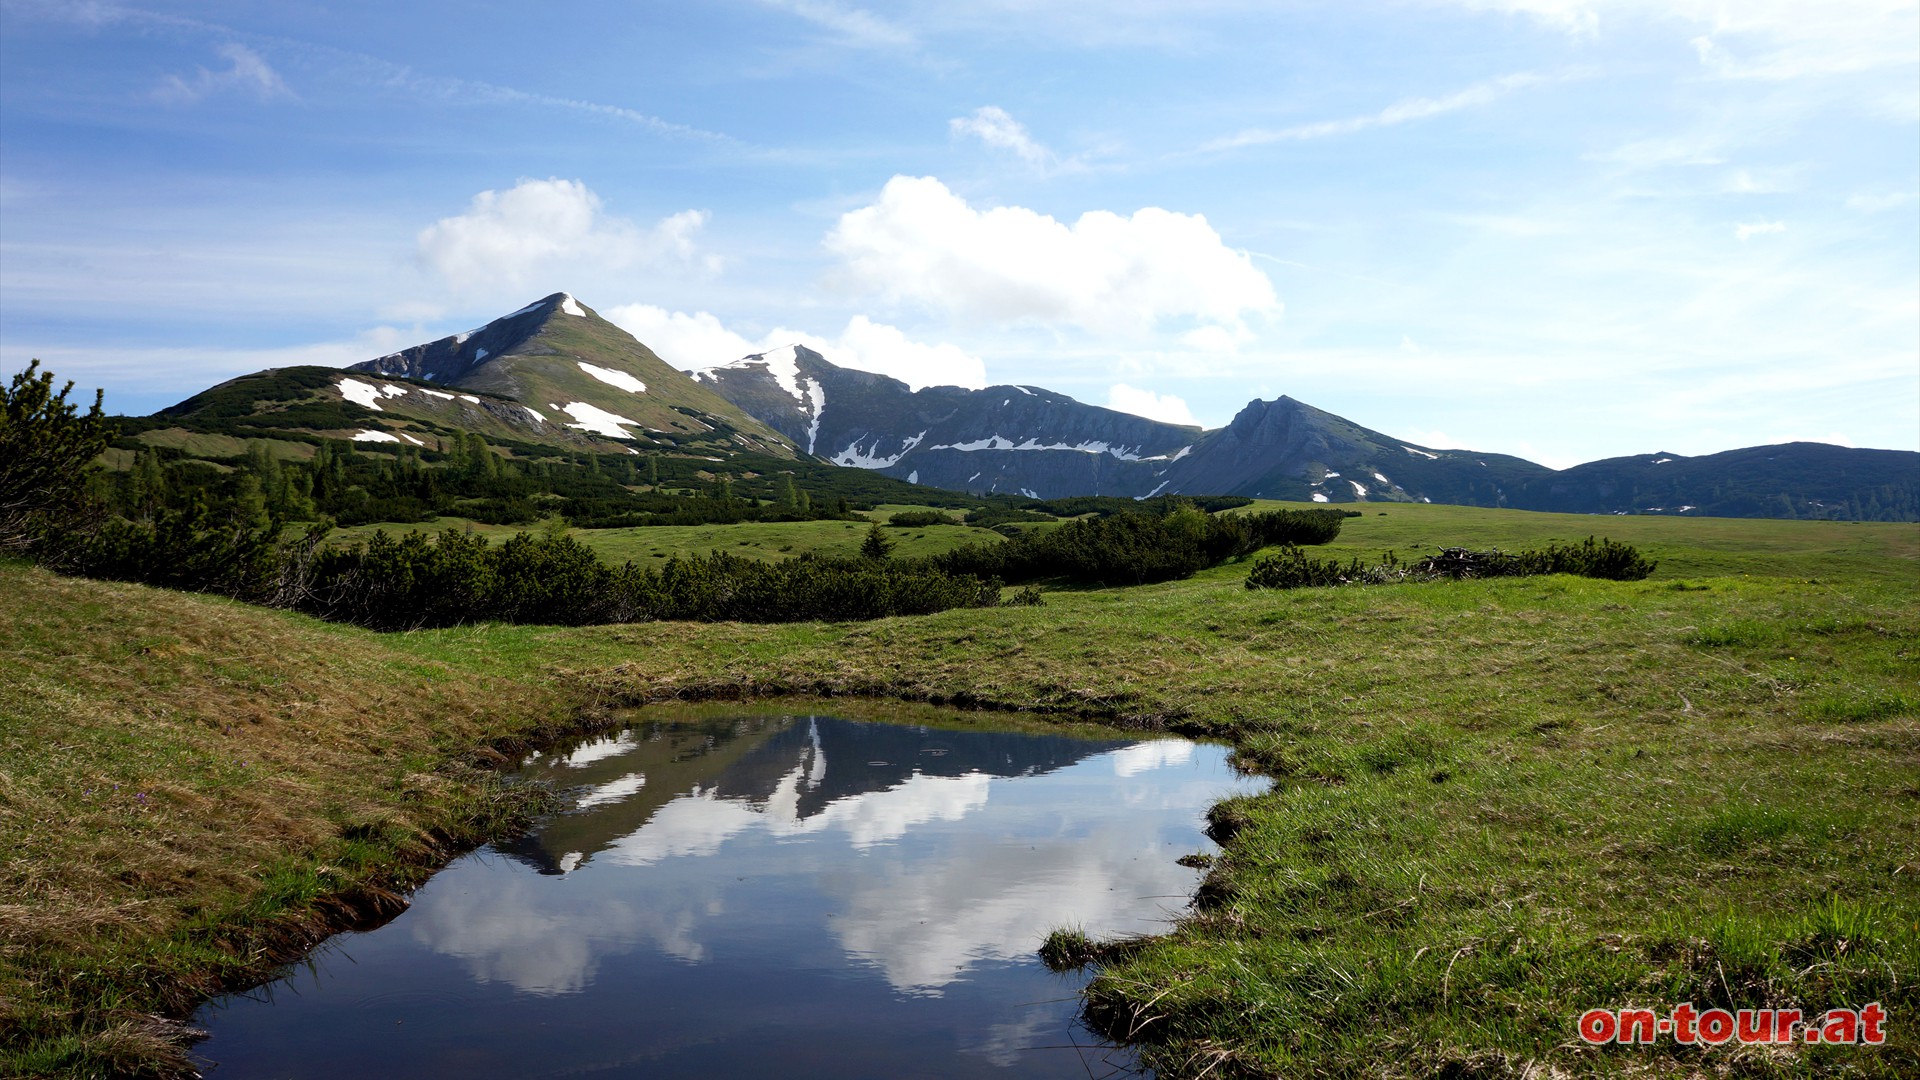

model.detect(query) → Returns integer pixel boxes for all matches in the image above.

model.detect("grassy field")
[2,504,1915,1077]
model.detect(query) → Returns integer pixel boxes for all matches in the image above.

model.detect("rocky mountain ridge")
[694,341,1917,520]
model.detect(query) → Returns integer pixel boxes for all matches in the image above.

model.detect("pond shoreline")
[149,686,1215,1079]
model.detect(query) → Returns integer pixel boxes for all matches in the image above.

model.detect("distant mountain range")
[147,293,1918,521]
[694,343,1917,520]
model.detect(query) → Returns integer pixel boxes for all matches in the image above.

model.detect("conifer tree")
[0,360,110,552]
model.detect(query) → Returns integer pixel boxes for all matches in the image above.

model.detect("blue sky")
[2,0,1914,467]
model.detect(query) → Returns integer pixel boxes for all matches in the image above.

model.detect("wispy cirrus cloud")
[949,106,1074,173]
[1450,0,1920,81]
[756,0,916,50]
[9,0,737,142]
[1734,220,1786,240]
[1201,71,1558,151]
[153,43,291,104]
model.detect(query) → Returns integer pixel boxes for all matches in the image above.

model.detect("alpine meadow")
[3,3,1916,1078]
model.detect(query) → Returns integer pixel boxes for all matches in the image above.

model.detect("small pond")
[192,708,1264,1078]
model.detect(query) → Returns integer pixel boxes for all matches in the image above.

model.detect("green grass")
[131,429,316,462]
[4,504,1917,1077]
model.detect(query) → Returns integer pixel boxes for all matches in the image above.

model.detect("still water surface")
[192,710,1263,1078]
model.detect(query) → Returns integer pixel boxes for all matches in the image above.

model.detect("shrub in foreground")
[1246,536,1656,590]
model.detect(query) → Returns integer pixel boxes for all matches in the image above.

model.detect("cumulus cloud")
[825,175,1278,338]
[1106,383,1199,425]
[154,43,291,104]
[604,303,988,390]
[949,106,1054,169]
[1735,220,1787,240]
[416,178,713,292]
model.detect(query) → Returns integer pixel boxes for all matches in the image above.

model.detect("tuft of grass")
[1805,691,1918,723]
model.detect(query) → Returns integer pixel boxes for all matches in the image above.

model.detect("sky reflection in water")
[193,712,1264,1078]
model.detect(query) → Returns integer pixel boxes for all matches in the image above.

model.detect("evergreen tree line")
[289,529,1003,630]
[100,432,866,530]
[50,517,1006,630]
[1244,536,1656,590]
[919,506,1348,587]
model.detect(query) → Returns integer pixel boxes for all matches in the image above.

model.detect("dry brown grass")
[0,563,579,1077]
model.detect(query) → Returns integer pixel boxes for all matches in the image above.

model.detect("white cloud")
[1586,134,1726,169]
[1204,72,1555,150]
[416,179,713,292]
[831,315,989,389]
[1106,383,1199,425]
[154,43,291,105]
[825,175,1278,338]
[1847,191,1918,213]
[1735,220,1787,240]
[757,0,916,49]
[1401,428,1464,449]
[1450,0,1601,35]
[949,106,1054,169]
[604,303,988,390]
[1452,1,1920,80]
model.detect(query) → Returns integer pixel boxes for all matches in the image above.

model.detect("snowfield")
[338,379,385,411]
[552,401,640,439]
[578,361,647,394]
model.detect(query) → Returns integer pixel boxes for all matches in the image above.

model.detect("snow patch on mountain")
[1311,493,1329,502]
[801,377,825,454]
[400,432,426,446]
[1404,446,1439,460]
[473,348,489,362]
[832,431,927,469]
[502,300,545,319]
[338,378,384,411]
[522,406,546,423]
[1349,480,1369,497]
[552,401,640,439]
[578,361,647,394]
[416,388,454,400]
[926,435,1146,460]
[1372,471,1390,484]
[559,294,587,317]
[353,429,399,443]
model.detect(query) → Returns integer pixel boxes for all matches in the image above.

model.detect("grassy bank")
[3,505,1916,1077]
[0,563,600,1077]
